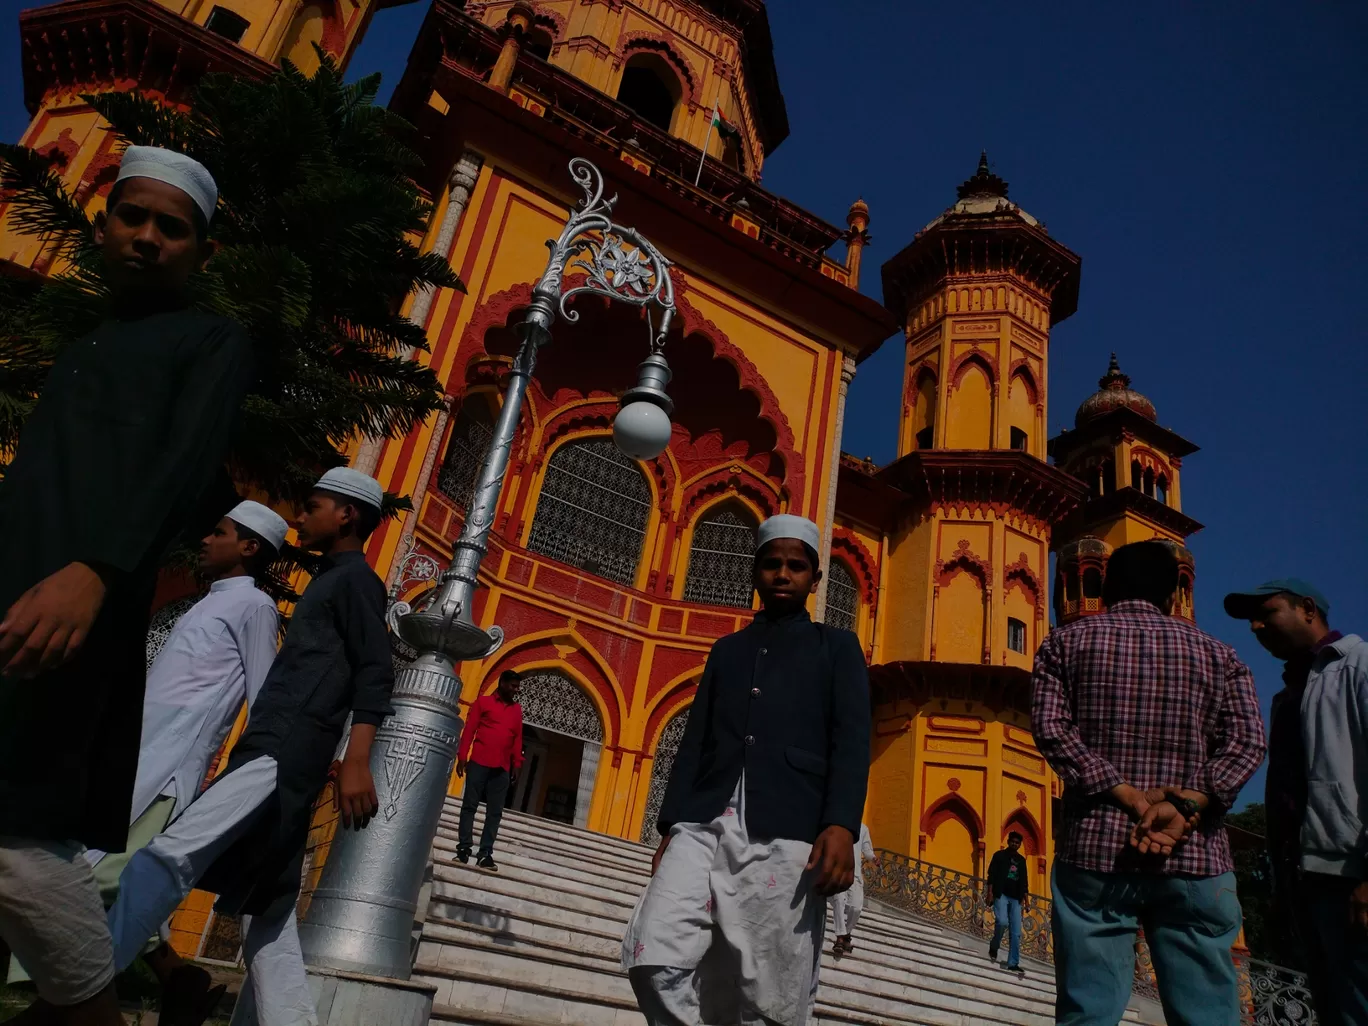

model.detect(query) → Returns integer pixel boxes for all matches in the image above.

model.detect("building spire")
[956,150,1009,200]
[1099,352,1131,390]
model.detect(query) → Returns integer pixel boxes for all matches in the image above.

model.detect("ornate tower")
[3,0,410,273]
[1049,354,1202,622]
[849,155,1088,888]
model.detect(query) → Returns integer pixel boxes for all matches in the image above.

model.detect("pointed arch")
[1003,807,1043,856]
[921,792,984,840]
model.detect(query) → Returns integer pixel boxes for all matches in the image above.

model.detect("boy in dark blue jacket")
[622,514,871,1026]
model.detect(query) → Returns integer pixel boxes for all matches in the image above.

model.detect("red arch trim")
[831,528,878,605]
[921,792,984,839]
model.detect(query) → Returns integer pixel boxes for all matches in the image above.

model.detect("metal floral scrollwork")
[549,157,676,350]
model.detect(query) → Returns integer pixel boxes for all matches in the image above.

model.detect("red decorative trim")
[1128,445,1172,477]
[678,465,780,525]
[526,4,566,40]
[950,349,996,390]
[1006,360,1039,403]
[1003,551,1043,612]
[476,631,624,745]
[619,34,700,104]
[830,527,878,605]
[935,538,990,587]
[1003,807,1043,855]
[641,682,697,753]
[921,792,983,839]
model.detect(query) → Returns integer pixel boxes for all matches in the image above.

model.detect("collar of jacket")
[753,607,812,627]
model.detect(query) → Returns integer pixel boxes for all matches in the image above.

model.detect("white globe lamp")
[614,351,675,461]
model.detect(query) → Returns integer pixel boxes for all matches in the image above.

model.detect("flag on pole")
[710,106,742,143]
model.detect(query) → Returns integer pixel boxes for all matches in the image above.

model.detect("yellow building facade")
[3,0,1209,955]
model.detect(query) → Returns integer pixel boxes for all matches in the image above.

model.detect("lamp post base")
[229,966,437,1026]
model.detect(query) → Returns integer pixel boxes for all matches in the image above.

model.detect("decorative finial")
[1099,352,1131,390]
[957,151,1009,201]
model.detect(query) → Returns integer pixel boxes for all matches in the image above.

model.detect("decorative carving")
[831,528,879,605]
[1016,789,1028,806]
[618,34,700,103]
[639,706,690,844]
[517,670,605,744]
[947,777,961,792]
[936,538,991,587]
[145,594,202,669]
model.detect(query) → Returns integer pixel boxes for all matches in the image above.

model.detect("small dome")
[1075,353,1157,427]
[1058,535,1111,562]
[922,152,1040,232]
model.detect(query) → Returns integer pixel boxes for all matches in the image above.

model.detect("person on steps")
[622,514,871,1026]
[986,831,1028,975]
[830,822,876,957]
[455,670,524,872]
[0,145,254,1026]
[104,468,394,1026]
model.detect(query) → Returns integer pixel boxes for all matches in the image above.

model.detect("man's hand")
[807,825,856,896]
[651,835,670,877]
[336,722,379,830]
[455,759,466,778]
[1349,882,1368,933]
[1109,783,1151,821]
[0,562,108,678]
[1130,801,1191,856]
[336,756,378,830]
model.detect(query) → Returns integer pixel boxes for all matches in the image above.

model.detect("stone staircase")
[413,803,1162,1026]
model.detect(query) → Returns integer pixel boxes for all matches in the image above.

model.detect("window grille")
[145,594,202,669]
[526,438,651,587]
[682,507,757,608]
[518,671,604,744]
[1007,617,1028,654]
[436,396,494,509]
[825,559,860,633]
[640,708,691,843]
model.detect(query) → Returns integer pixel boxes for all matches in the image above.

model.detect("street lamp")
[298,158,677,982]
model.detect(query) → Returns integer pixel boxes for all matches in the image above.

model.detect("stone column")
[354,150,484,480]
[813,352,857,621]
[574,742,601,828]
[488,2,535,95]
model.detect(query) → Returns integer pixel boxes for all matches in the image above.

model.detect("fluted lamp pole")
[298,158,677,979]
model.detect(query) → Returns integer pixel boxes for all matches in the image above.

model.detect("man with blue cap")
[0,145,251,1026]
[107,468,395,1026]
[1226,579,1368,1024]
[622,513,871,1026]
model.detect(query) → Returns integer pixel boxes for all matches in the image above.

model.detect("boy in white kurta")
[623,515,871,1026]
[7,501,284,1025]
[830,822,876,955]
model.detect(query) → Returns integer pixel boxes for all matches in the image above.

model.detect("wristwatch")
[1171,795,1200,819]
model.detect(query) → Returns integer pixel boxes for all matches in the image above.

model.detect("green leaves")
[0,48,459,509]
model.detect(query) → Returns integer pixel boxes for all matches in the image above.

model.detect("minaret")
[863,155,1087,880]
[3,0,410,273]
[1050,354,1202,622]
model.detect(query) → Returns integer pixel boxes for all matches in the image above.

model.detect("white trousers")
[830,879,864,936]
[0,837,114,1005]
[105,755,318,1026]
[622,780,824,1026]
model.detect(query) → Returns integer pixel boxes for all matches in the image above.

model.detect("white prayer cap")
[226,500,288,553]
[315,467,383,511]
[115,145,217,224]
[755,514,820,555]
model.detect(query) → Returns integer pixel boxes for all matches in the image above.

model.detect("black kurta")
[658,609,871,843]
[199,549,395,918]
[0,307,254,851]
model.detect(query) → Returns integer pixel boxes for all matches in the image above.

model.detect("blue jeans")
[1293,872,1368,1025]
[990,894,1022,967]
[1051,861,1242,1026]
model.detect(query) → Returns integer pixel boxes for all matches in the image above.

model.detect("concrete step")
[418,806,1160,1026]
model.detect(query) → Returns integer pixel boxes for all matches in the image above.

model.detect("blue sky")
[3,1,1366,807]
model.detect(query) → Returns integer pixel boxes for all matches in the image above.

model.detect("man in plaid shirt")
[1032,541,1265,1026]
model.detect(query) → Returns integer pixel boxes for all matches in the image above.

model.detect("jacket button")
[744,735,755,745]
[759,647,767,655]
[751,687,761,698]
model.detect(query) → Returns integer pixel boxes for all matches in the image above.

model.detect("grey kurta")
[0,307,254,851]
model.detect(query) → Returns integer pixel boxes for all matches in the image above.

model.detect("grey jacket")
[1301,633,1368,877]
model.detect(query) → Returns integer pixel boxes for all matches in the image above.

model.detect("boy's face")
[753,538,820,615]
[295,492,349,551]
[199,517,256,576]
[497,675,520,702]
[94,177,216,296]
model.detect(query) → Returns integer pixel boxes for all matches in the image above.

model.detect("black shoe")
[159,964,226,1026]
[987,948,999,963]
[455,846,471,864]
[1003,964,1024,976]
[477,854,498,871]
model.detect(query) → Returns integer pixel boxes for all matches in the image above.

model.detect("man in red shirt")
[455,671,524,870]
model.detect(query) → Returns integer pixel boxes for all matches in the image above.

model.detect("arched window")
[436,394,494,509]
[682,502,757,608]
[1156,476,1169,505]
[1131,462,1143,490]
[1143,467,1155,498]
[527,438,652,586]
[525,28,553,61]
[1102,458,1116,494]
[1082,567,1103,599]
[616,54,679,132]
[824,559,860,633]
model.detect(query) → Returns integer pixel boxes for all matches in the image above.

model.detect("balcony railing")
[866,849,1316,1025]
